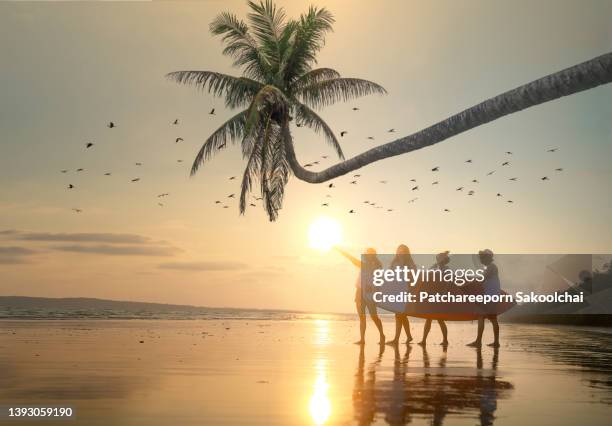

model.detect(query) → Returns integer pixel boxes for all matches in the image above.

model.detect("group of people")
[334,245,501,348]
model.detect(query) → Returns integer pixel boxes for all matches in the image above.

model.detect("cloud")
[6,231,157,244]
[159,261,249,271]
[0,246,38,264]
[53,244,179,257]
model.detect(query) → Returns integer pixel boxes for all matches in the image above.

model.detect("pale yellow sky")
[1,0,611,312]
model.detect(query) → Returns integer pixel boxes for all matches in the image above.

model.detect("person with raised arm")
[334,246,386,345]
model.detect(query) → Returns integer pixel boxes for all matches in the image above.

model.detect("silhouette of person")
[386,244,415,345]
[335,247,386,344]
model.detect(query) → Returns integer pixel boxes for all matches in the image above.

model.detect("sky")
[1,0,611,313]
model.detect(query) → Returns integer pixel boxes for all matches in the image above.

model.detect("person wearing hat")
[467,249,501,348]
[418,250,450,346]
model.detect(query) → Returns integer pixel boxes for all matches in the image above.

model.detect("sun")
[308,216,342,251]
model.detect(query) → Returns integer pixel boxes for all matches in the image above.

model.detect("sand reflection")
[352,344,513,425]
[309,319,332,425]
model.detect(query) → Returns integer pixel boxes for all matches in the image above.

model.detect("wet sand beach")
[1,318,610,425]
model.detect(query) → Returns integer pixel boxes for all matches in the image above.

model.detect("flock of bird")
[60,107,564,216]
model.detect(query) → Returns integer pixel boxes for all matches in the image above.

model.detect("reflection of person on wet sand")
[468,249,501,348]
[351,342,513,426]
[352,344,385,425]
[334,247,386,345]
[386,244,415,346]
[419,251,450,347]
[476,346,502,426]
[384,344,413,425]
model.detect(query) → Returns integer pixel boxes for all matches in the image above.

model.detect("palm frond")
[190,110,248,176]
[166,71,262,109]
[210,12,272,81]
[239,126,264,213]
[295,103,344,159]
[284,6,335,83]
[247,0,286,67]
[296,77,387,108]
[290,67,341,92]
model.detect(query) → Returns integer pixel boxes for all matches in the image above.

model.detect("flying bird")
[352,107,359,111]
[215,201,221,204]
[321,156,328,159]
[367,136,374,140]
[107,122,116,128]
[509,177,517,181]
[76,168,84,172]
[135,162,142,166]
[541,176,549,181]
[353,174,361,178]
[507,200,514,204]
[379,180,387,184]
[229,176,236,180]
[410,178,417,182]
[223,206,229,209]
[387,208,394,212]
[72,208,82,213]
[175,137,183,143]
[432,181,439,185]
[468,190,475,195]
[547,148,558,152]
[465,159,472,163]
[555,168,564,172]
[322,203,329,207]
[350,181,357,184]
[505,151,513,155]
[456,187,464,191]
[328,183,334,188]
[496,193,502,197]
[486,171,495,176]
[388,129,395,133]
[228,194,235,198]
[173,119,179,125]
[209,108,215,115]
[68,184,74,189]
[349,210,355,214]
[60,170,68,173]
[177,160,183,163]
[443,208,450,212]
[502,161,510,166]
[104,172,112,176]
[85,142,94,148]
[340,131,347,137]
[131,178,140,182]
[431,167,439,172]
[472,179,479,183]
[412,186,419,191]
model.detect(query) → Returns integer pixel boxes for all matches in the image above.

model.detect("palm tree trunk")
[286,52,612,183]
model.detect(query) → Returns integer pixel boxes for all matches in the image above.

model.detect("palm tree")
[168,1,612,221]
[167,0,386,221]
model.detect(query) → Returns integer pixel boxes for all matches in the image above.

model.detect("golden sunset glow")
[308,217,342,252]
